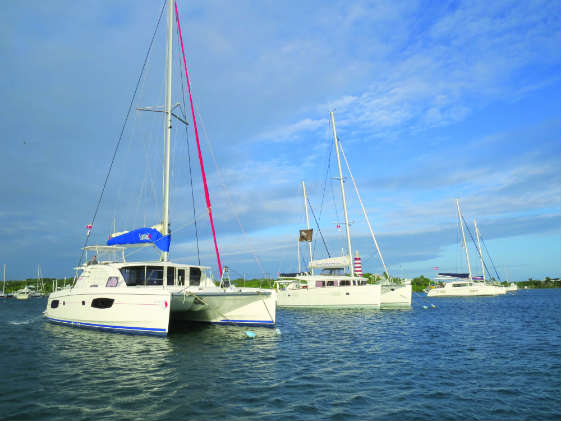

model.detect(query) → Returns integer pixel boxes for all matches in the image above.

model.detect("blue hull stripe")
[217,319,274,325]
[47,317,167,334]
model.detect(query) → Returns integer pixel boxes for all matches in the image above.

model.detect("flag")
[86,223,93,236]
[432,266,439,270]
[299,229,313,242]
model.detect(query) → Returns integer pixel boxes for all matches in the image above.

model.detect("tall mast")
[2,264,5,296]
[302,181,314,275]
[161,0,174,262]
[474,218,486,283]
[330,111,353,276]
[456,199,472,281]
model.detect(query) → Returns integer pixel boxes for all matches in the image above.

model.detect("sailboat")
[427,199,499,297]
[275,112,381,308]
[44,0,276,335]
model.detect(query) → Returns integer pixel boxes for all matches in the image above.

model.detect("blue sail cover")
[107,227,170,252]
[438,272,469,279]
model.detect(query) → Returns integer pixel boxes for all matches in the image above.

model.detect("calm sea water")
[0,289,559,421]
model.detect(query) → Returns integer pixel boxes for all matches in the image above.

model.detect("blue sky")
[1,0,559,282]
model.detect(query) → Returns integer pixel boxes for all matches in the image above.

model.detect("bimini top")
[107,225,170,252]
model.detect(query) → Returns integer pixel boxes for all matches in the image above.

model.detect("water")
[1,289,559,420]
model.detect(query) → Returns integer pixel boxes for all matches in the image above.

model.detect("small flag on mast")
[299,229,313,242]
[86,224,93,236]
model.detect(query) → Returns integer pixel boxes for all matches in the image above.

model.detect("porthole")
[50,300,59,309]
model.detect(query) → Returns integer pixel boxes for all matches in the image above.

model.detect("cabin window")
[120,266,146,286]
[91,298,114,309]
[453,283,467,288]
[146,266,163,286]
[327,280,337,287]
[340,280,351,286]
[50,300,59,309]
[177,269,185,286]
[315,281,325,287]
[167,267,175,286]
[106,277,119,287]
[189,268,201,286]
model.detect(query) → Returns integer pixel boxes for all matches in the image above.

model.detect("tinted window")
[50,300,59,308]
[177,269,185,286]
[106,277,119,287]
[167,267,175,286]
[120,266,145,286]
[146,266,163,286]
[91,298,114,309]
[189,268,201,286]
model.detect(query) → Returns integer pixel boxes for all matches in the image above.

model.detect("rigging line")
[461,215,497,281]
[175,2,223,277]
[193,100,266,277]
[481,235,502,282]
[75,0,167,271]
[339,141,390,277]
[306,196,331,258]
[313,130,334,258]
[174,34,201,265]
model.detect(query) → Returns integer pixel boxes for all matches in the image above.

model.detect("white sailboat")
[427,200,500,297]
[44,0,276,335]
[275,112,381,308]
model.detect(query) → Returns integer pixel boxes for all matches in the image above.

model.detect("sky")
[0,0,559,282]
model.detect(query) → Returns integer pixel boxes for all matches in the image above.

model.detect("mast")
[456,199,472,282]
[161,0,174,262]
[302,181,314,274]
[297,238,301,273]
[330,111,353,276]
[2,264,5,296]
[474,218,486,283]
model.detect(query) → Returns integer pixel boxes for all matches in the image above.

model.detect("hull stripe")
[46,317,167,334]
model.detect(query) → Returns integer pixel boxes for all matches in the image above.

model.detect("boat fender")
[274,328,281,336]
[423,305,428,310]
[245,331,256,339]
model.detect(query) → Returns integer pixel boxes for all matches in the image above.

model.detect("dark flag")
[299,229,313,242]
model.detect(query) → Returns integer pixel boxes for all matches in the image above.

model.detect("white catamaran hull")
[380,284,412,308]
[176,288,276,326]
[427,284,498,297]
[45,288,178,335]
[277,284,381,308]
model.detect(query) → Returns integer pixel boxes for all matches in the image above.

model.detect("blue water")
[1,289,559,420]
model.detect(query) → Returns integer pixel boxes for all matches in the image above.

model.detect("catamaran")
[44,0,276,335]
[427,200,501,298]
[275,112,381,308]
